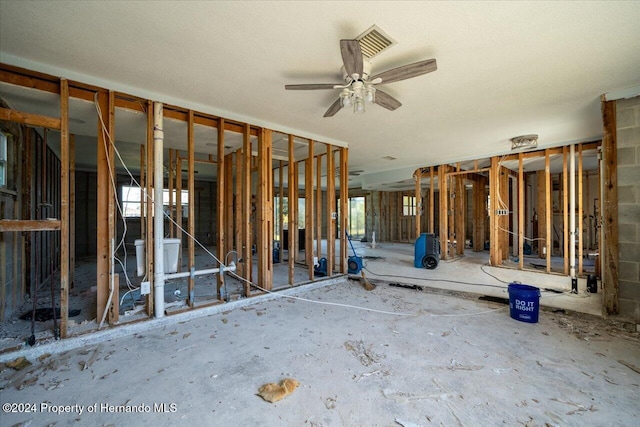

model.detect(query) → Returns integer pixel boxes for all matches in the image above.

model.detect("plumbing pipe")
[153,102,165,318]
[569,144,576,281]
[164,262,237,280]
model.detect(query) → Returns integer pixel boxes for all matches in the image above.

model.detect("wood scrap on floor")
[257,378,299,403]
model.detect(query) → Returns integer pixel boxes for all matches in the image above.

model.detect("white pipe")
[153,102,165,318]
[569,144,576,279]
[164,263,237,280]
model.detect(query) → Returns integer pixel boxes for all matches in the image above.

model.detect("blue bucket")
[508,283,541,323]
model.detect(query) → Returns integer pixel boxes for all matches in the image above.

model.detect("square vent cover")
[356,25,397,59]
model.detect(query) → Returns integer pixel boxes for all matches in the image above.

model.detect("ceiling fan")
[285,39,437,117]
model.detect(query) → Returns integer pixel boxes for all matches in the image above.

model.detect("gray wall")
[617,96,640,320]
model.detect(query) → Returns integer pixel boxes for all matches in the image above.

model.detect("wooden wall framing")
[0,62,349,338]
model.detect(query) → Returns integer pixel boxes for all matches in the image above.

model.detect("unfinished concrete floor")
[1,275,639,426]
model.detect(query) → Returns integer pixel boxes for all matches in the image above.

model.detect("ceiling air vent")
[356,25,397,59]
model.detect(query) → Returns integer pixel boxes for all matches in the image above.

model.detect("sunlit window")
[121,185,188,218]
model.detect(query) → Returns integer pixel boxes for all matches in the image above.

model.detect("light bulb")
[365,86,375,103]
[355,98,365,114]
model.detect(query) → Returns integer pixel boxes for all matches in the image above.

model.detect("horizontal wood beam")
[0,107,61,129]
[0,219,61,231]
[445,167,490,177]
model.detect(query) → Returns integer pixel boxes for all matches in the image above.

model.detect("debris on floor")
[18,308,82,322]
[6,356,31,370]
[257,378,300,403]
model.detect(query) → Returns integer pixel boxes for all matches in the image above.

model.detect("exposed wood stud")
[326,145,335,275]
[439,165,448,260]
[288,135,295,285]
[187,110,195,306]
[257,129,273,290]
[489,158,499,266]
[563,146,569,275]
[429,167,435,233]
[316,154,323,259]
[545,149,551,273]
[339,147,348,273]
[601,99,619,315]
[59,79,70,337]
[242,124,252,293]
[145,100,154,316]
[306,141,315,281]
[518,153,524,270]
[415,171,422,238]
[217,120,225,298]
[578,143,584,275]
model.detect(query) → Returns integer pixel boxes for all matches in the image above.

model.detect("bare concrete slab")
[1,280,638,426]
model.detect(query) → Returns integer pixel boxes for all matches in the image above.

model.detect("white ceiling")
[0,1,639,190]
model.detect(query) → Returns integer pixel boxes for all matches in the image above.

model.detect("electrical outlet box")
[141,281,150,295]
[496,209,509,216]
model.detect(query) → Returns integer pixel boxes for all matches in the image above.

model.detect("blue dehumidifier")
[414,233,440,269]
[315,257,328,276]
[346,231,363,274]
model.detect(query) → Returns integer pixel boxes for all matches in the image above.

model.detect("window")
[121,185,189,218]
[0,132,7,187]
[403,195,416,216]
[348,197,366,239]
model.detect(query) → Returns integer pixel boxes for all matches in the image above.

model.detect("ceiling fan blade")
[323,98,343,117]
[371,59,437,84]
[340,39,363,79]
[285,84,339,90]
[375,90,402,111]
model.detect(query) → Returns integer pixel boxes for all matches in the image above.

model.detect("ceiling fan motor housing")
[342,59,372,83]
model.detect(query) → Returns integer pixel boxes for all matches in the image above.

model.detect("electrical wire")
[90,102,560,321]
[363,265,507,290]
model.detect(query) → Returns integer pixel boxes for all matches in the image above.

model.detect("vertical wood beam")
[145,100,154,316]
[316,154,322,259]
[339,147,348,273]
[258,129,273,290]
[415,172,422,238]
[537,171,546,259]
[306,141,315,280]
[563,146,569,275]
[235,148,242,273]
[288,135,295,285]
[176,154,182,271]
[545,149,551,273]
[168,149,175,237]
[59,79,70,337]
[489,158,499,265]
[96,90,116,324]
[518,153,524,270]
[455,174,465,255]
[187,110,195,305]
[602,99,619,315]
[429,167,435,234]
[242,124,251,293]
[578,143,584,275]
[216,120,225,298]
[439,165,448,259]
[225,152,234,259]
[69,134,75,290]
[278,160,284,262]
[326,145,335,275]
[107,91,117,324]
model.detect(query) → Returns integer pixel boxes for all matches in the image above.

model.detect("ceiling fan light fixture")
[340,89,352,107]
[365,85,376,103]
